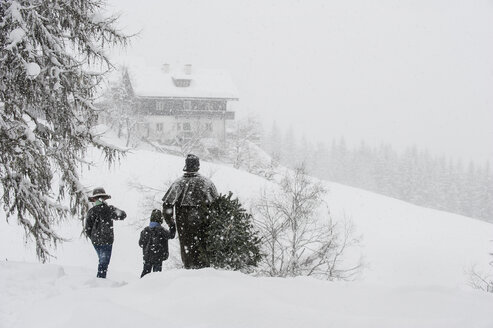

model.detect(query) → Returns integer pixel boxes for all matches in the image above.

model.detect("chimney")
[162,63,170,73]
[184,64,192,75]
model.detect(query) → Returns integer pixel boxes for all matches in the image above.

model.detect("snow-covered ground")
[1,134,493,327]
[2,261,493,328]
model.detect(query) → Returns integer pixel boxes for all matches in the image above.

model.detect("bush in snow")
[200,192,263,272]
[0,0,128,261]
[469,268,493,293]
[254,165,363,280]
[469,247,493,293]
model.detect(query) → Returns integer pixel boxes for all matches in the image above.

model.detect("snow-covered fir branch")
[0,0,130,261]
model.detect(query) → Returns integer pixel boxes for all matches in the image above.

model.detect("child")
[139,209,176,278]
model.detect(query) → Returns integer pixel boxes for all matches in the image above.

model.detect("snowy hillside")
[1,134,493,327]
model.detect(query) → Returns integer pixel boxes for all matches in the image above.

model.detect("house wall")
[134,97,233,144]
[136,115,226,143]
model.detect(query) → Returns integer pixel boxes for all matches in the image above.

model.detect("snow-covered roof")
[128,65,239,100]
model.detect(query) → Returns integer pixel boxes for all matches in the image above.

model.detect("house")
[125,64,238,146]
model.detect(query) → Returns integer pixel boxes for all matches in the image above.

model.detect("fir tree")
[101,67,139,147]
[0,0,128,261]
[200,192,262,271]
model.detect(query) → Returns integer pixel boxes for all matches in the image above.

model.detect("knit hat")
[150,209,163,223]
[88,187,111,202]
[183,154,200,172]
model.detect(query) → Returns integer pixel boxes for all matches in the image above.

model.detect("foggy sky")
[107,0,493,163]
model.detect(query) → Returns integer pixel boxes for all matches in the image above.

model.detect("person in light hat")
[85,187,126,278]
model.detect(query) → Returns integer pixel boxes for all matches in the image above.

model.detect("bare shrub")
[253,165,363,280]
[468,245,493,293]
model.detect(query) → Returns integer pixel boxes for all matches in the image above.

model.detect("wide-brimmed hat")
[88,187,111,202]
[183,154,200,172]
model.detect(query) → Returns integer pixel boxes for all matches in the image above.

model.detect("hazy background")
[106,0,493,163]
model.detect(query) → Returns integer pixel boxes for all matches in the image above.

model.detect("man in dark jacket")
[162,154,218,269]
[85,187,126,278]
[139,209,176,278]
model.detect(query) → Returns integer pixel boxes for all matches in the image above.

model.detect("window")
[176,123,182,131]
[156,123,163,132]
[183,100,191,110]
[172,78,191,87]
[156,101,165,111]
[183,122,191,131]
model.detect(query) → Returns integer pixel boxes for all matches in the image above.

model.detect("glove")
[110,205,127,220]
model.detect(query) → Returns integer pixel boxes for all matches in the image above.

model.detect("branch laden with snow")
[0,0,129,261]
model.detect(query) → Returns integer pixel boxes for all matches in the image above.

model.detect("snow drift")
[2,262,493,328]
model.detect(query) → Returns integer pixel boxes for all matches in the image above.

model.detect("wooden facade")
[134,96,236,144]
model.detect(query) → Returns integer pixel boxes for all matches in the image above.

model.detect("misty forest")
[263,125,493,222]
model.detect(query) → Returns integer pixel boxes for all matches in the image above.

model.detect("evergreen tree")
[0,0,128,261]
[267,121,282,162]
[228,115,262,171]
[282,125,297,166]
[102,67,139,147]
[434,155,450,211]
[200,192,262,271]
[298,134,310,164]
[330,136,349,183]
[480,162,493,222]
[313,141,330,179]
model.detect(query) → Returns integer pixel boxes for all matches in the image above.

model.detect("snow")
[22,114,37,142]
[2,262,493,328]
[24,62,41,80]
[1,132,493,327]
[127,64,239,99]
[6,1,24,26]
[7,27,26,49]
[90,13,106,24]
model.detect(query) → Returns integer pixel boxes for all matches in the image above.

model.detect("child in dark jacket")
[139,209,176,278]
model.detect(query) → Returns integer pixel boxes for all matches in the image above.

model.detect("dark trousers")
[93,244,113,278]
[141,261,163,278]
[175,206,209,269]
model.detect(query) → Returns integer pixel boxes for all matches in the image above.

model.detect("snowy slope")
[2,261,493,328]
[1,135,493,327]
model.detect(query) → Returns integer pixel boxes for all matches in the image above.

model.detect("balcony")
[172,110,235,120]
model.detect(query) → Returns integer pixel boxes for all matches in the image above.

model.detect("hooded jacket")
[139,223,176,263]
